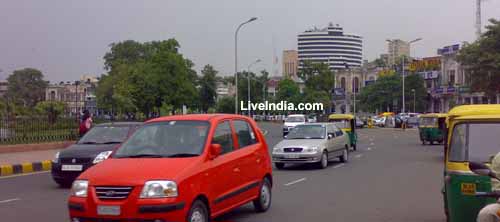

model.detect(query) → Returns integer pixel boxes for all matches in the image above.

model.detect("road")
[0,122,445,222]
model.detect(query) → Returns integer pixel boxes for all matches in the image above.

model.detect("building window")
[482,97,489,104]
[353,77,359,93]
[340,77,346,90]
[449,70,455,86]
[473,97,479,104]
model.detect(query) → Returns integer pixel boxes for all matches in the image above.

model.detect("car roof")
[95,122,143,127]
[287,114,306,117]
[145,114,252,124]
[448,105,500,119]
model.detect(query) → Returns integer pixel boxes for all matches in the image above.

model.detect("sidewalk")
[0,149,60,165]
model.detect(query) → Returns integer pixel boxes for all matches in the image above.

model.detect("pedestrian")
[79,110,93,137]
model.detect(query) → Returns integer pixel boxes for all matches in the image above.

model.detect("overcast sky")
[1,0,500,82]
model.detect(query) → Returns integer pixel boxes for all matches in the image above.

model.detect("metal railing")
[0,117,79,145]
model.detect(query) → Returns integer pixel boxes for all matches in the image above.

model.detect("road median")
[0,160,52,177]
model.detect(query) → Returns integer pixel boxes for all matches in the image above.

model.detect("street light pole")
[247,59,261,117]
[412,89,416,113]
[234,17,258,114]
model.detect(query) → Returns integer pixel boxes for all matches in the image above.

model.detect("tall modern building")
[282,50,298,78]
[387,39,410,67]
[298,23,363,70]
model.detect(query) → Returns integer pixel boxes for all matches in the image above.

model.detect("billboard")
[418,71,439,79]
[408,57,441,72]
[437,44,460,55]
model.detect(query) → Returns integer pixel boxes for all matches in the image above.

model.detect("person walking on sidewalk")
[79,110,93,137]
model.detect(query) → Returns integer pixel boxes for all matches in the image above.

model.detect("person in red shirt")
[79,110,93,137]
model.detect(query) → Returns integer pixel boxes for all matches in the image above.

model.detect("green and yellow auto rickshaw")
[418,113,448,145]
[329,114,357,151]
[443,105,500,222]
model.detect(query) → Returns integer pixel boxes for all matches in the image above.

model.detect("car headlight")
[71,180,88,197]
[140,181,178,198]
[92,151,113,164]
[52,151,60,163]
[273,147,282,153]
[306,147,319,153]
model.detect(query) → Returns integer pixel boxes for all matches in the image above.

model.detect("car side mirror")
[328,134,333,139]
[469,161,499,180]
[209,144,222,160]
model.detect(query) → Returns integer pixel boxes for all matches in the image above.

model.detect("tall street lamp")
[386,38,422,113]
[234,17,258,114]
[412,89,416,113]
[247,59,261,117]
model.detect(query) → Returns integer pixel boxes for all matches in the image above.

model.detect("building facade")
[282,50,298,78]
[332,66,378,114]
[387,39,410,67]
[297,23,363,70]
[45,75,100,116]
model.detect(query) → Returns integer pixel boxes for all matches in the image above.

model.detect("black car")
[51,122,141,187]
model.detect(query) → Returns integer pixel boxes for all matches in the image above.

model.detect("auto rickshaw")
[418,113,448,145]
[328,114,357,151]
[443,105,500,222]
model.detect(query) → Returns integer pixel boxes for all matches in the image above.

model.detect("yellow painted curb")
[1,165,13,176]
[41,161,52,171]
[21,162,34,173]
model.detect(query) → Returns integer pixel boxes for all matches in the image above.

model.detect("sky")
[1,0,500,82]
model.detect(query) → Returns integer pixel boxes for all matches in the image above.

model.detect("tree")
[34,101,67,123]
[6,68,48,108]
[199,65,218,112]
[298,61,335,95]
[457,19,500,99]
[216,97,235,113]
[277,78,301,104]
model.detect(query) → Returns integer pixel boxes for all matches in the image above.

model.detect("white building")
[298,23,363,70]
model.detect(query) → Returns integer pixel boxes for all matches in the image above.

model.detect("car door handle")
[233,167,240,172]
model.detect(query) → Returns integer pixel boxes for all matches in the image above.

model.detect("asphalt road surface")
[0,122,445,222]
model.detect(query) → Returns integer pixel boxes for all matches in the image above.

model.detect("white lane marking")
[367,147,372,151]
[333,163,345,169]
[0,171,50,180]
[369,138,374,141]
[284,178,307,186]
[355,154,363,158]
[370,142,375,146]
[0,198,20,204]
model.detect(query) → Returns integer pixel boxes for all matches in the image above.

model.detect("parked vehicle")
[328,114,358,151]
[283,114,307,136]
[51,122,142,187]
[355,117,364,128]
[272,123,349,169]
[467,161,500,222]
[68,114,273,222]
[418,113,447,145]
[443,105,500,222]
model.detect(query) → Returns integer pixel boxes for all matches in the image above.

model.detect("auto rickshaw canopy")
[419,113,448,118]
[446,104,500,126]
[328,114,355,120]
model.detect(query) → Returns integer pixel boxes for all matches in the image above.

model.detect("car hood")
[284,122,305,128]
[59,143,120,158]
[275,138,326,149]
[79,157,202,186]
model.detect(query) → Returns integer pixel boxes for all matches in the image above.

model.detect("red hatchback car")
[68,114,273,222]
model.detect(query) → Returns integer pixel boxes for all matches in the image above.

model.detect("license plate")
[61,165,83,171]
[461,183,476,195]
[97,205,121,216]
[284,154,300,159]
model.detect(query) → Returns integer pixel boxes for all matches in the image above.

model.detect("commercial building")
[282,50,298,78]
[386,39,410,67]
[332,65,379,114]
[45,75,100,116]
[0,82,8,97]
[297,23,363,70]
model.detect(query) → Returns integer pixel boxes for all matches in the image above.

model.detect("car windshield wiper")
[117,154,165,158]
[166,153,200,158]
[102,141,122,144]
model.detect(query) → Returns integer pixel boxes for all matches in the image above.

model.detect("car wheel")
[274,162,285,170]
[317,151,328,169]
[340,148,349,163]
[187,200,209,222]
[253,178,272,212]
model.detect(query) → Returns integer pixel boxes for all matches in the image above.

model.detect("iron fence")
[0,117,79,145]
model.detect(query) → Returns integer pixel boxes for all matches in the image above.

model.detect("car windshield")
[78,126,131,144]
[449,123,500,163]
[114,121,210,158]
[331,119,350,129]
[287,125,325,139]
[286,116,305,123]
[419,117,437,126]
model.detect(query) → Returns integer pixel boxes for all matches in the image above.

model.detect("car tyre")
[339,148,349,163]
[274,163,285,170]
[253,178,272,212]
[187,200,209,222]
[317,151,328,169]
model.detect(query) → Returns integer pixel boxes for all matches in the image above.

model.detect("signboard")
[437,44,460,55]
[409,57,441,72]
[418,71,439,80]
[365,80,375,86]
[378,69,395,77]
[434,88,444,94]
[434,87,456,95]
[332,88,346,100]
[459,86,470,94]
[446,87,456,94]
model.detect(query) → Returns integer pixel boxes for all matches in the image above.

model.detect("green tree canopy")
[199,65,218,112]
[216,97,235,114]
[457,19,500,98]
[6,68,48,108]
[34,101,67,122]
